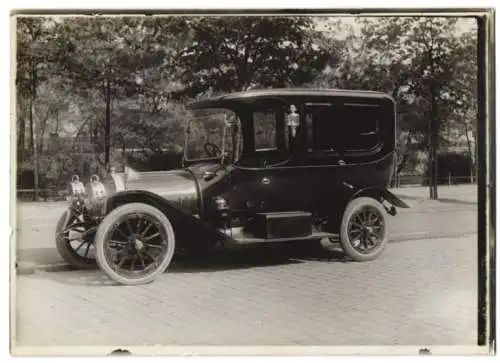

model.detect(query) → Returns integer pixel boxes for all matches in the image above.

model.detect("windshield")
[184,108,242,163]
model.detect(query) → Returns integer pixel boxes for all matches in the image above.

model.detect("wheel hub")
[126,234,145,253]
[362,226,374,238]
[134,238,144,251]
[347,207,384,252]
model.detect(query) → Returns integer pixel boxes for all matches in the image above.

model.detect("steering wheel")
[203,142,221,157]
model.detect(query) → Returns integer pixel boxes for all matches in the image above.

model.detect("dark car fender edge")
[103,190,236,246]
[349,186,410,209]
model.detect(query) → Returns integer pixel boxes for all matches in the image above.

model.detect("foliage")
[309,17,477,198]
[174,17,337,96]
[14,15,478,200]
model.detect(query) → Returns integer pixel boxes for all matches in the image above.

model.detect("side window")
[306,105,381,154]
[306,105,337,152]
[342,105,381,152]
[253,111,277,150]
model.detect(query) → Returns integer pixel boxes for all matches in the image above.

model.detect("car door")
[296,101,387,215]
[226,160,305,214]
[220,106,304,217]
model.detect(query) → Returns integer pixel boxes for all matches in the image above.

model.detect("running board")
[219,227,338,245]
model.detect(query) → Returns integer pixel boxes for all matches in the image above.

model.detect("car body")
[55,88,409,285]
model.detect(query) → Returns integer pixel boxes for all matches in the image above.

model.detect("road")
[14,234,477,348]
[12,185,479,349]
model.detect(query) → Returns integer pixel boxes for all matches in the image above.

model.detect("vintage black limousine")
[55,88,409,285]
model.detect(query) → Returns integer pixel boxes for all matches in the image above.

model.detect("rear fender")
[350,187,410,209]
[325,185,410,233]
[104,191,232,248]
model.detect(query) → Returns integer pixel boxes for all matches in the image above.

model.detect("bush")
[423,152,474,185]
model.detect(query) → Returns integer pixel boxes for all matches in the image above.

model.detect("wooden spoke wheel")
[94,203,176,285]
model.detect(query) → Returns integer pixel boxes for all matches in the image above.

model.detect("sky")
[314,16,477,39]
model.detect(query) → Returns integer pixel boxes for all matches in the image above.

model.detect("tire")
[94,203,176,285]
[55,210,97,269]
[339,197,389,261]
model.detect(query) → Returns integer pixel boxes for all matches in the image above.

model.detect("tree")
[401,18,464,199]
[16,17,60,199]
[174,17,337,96]
[323,17,470,199]
[55,17,187,168]
[447,29,478,177]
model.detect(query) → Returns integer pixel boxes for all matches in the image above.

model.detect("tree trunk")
[432,121,439,199]
[427,49,439,200]
[472,129,477,180]
[17,116,26,163]
[38,113,49,155]
[464,121,475,180]
[427,113,434,198]
[29,58,39,201]
[17,99,27,163]
[427,140,433,199]
[428,118,439,199]
[427,116,439,199]
[104,75,111,168]
[396,131,413,174]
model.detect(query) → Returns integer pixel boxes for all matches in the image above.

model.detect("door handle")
[261,177,271,185]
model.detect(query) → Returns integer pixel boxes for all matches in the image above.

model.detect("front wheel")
[339,197,389,261]
[94,203,176,285]
[55,209,97,269]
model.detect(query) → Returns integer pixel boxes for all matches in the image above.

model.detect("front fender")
[350,187,410,209]
[103,190,231,248]
[104,190,195,217]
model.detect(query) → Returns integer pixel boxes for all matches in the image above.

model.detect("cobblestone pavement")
[13,234,477,348]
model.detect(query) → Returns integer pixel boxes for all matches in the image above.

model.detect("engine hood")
[124,168,200,214]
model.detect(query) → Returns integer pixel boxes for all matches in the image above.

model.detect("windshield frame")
[182,108,241,165]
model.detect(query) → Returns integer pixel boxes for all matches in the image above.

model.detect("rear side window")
[342,105,381,152]
[306,104,382,154]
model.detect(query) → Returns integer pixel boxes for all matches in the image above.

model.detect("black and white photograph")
[9,8,494,356]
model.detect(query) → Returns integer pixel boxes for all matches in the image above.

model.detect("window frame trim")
[304,103,385,156]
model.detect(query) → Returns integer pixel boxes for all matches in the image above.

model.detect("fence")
[392,173,476,188]
[17,189,68,202]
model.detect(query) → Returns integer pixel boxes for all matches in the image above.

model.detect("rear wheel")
[339,197,389,261]
[55,209,96,269]
[94,203,176,285]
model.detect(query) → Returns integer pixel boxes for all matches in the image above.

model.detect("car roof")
[186,88,394,110]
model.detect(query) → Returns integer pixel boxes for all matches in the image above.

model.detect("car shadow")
[171,244,349,272]
[18,244,348,286]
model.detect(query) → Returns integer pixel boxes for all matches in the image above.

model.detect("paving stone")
[13,234,477,348]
